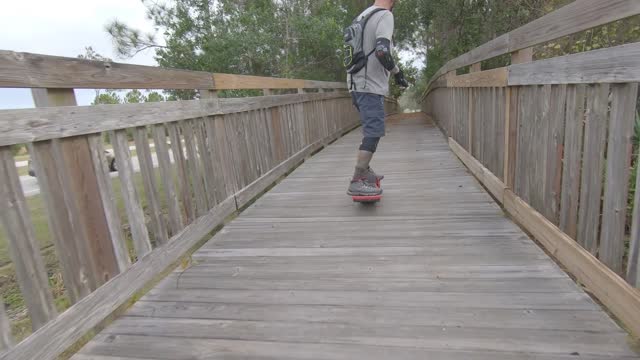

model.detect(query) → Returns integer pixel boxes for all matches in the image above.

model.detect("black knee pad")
[359,137,380,153]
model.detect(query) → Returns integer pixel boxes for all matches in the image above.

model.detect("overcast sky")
[0,0,157,109]
[0,1,422,110]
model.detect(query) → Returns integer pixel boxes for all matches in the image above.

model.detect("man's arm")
[374,12,408,87]
[374,12,399,74]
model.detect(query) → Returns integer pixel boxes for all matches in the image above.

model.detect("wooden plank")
[559,85,586,239]
[207,116,233,202]
[627,152,640,287]
[0,197,237,360]
[143,288,595,310]
[0,50,214,89]
[132,127,168,246]
[167,122,194,222]
[0,92,349,147]
[235,144,312,209]
[194,119,219,207]
[504,190,640,338]
[152,124,184,235]
[33,88,121,287]
[0,301,12,351]
[449,137,484,182]
[87,135,130,271]
[213,116,239,199]
[447,68,508,88]
[111,130,152,258]
[599,83,638,273]
[542,85,567,224]
[180,120,208,217]
[470,63,481,73]
[450,138,505,204]
[502,87,511,182]
[126,301,616,332]
[59,136,122,283]
[509,42,640,85]
[514,86,534,202]
[508,0,640,53]
[438,34,509,76]
[511,48,533,65]
[577,84,609,253]
[28,141,95,303]
[74,336,638,360]
[0,147,57,329]
[213,73,344,90]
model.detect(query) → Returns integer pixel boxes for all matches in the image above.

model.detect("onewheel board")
[352,194,382,203]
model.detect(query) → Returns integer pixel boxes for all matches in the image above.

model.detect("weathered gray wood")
[167,122,194,222]
[599,83,638,273]
[0,50,214,89]
[0,301,12,351]
[111,130,152,258]
[0,147,57,329]
[212,116,239,199]
[98,316,635,357]
[72,114,638,360]
[628,152,640,287]
[88,135,130,271]
[152,124,183,235]
[32,88,121,287]
[559,85,586,239]
[193,119,218,208]
[28,141,95,303]
[543,85,567,224]
[577,84,609,254]
[1,197,237,360]
[75,336,638,360]
[0,92,349,147]
[509,42,640,85]
[204,117,229,203]
[126,301,614,331]
[180,120,208,217]
[132,127,168,246]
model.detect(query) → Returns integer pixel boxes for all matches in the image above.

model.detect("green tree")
[146,91,165,102]
[105,1,373,94]
[92,91,122,105]
[124,89,146,103]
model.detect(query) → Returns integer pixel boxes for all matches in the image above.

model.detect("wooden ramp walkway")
[74,114,639,360]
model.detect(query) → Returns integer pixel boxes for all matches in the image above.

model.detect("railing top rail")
[0,50,346,90]
[426,0,640,89]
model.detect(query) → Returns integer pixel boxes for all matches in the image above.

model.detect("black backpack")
[343,8,386,75]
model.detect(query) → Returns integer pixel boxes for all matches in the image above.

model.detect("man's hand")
[394,69,409,88]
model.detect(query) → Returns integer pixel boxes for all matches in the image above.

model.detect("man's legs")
[348,92,385,196]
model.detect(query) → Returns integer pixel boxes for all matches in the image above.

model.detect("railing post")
[468,63,481,153]
[263,89,272,96]
[504,48,532,188]
[30,88,122,298]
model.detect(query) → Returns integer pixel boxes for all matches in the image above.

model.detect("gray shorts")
[351,92,385,138]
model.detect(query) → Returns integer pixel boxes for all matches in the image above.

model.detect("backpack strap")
[358,8,387,54]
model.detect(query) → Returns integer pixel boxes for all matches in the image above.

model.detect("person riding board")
[345,0,409,198]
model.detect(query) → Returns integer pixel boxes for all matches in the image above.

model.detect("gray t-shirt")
[347,6,396,96]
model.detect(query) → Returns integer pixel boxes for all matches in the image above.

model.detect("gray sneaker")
[366,167,384,183]
[347,178,383,196]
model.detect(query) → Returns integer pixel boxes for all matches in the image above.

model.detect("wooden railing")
[0,51,399,359]
[421,0,640,337]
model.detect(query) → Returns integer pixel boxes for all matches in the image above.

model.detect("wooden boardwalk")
[74,114,639,360]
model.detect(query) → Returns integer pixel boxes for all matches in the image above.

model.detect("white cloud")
[0,0,159,109]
